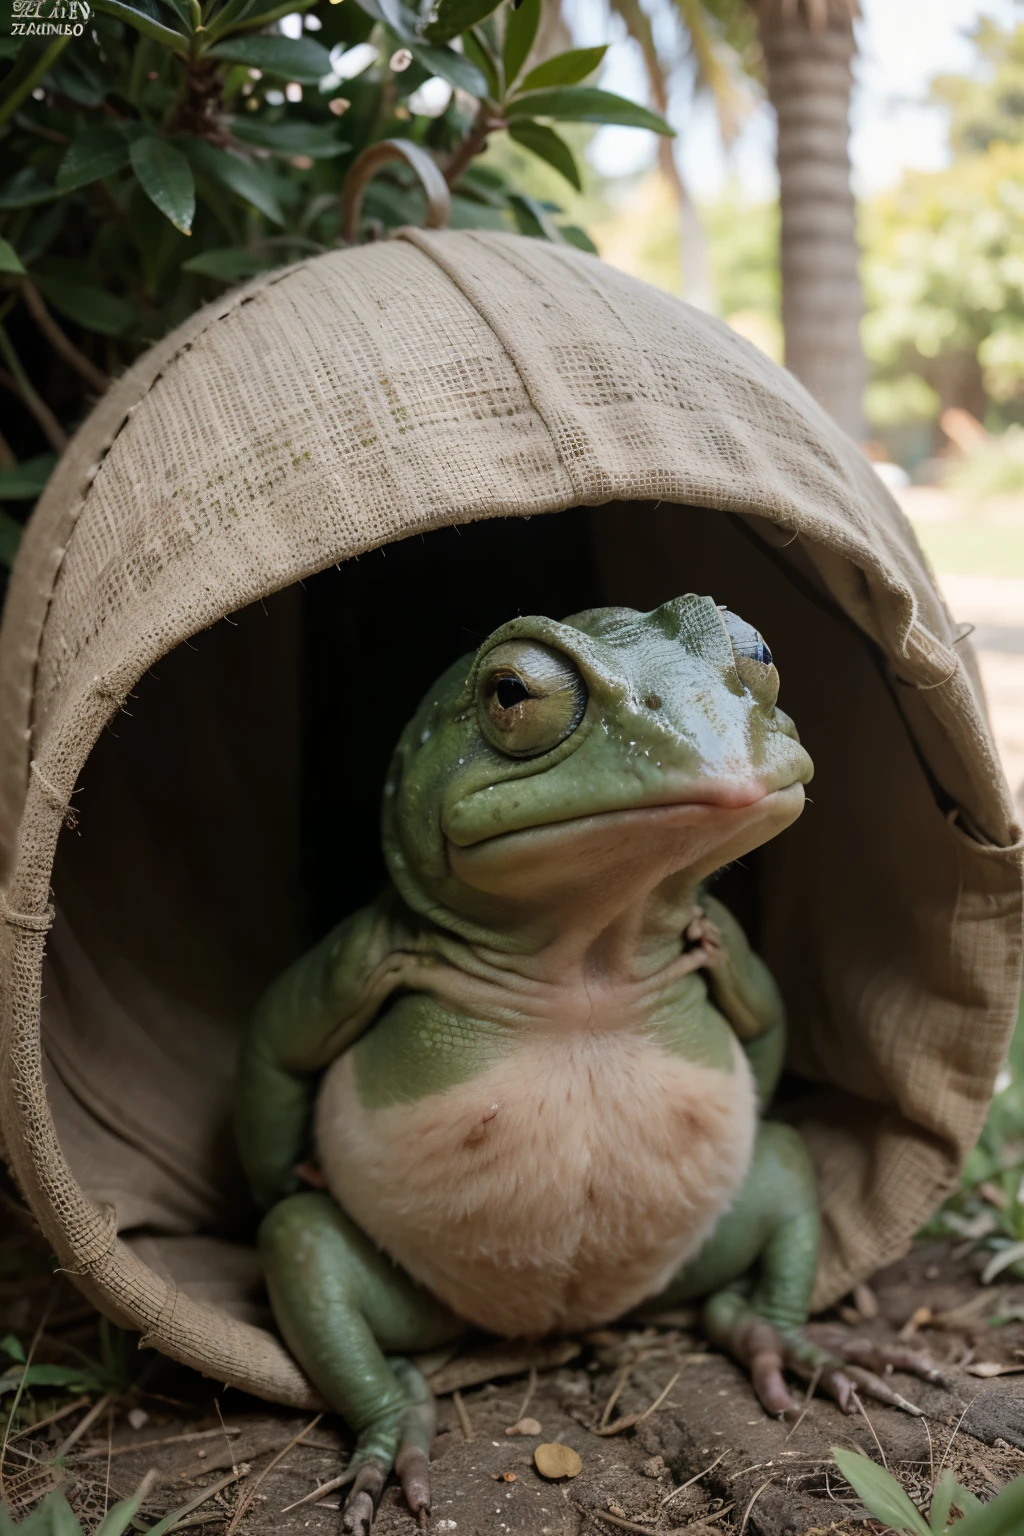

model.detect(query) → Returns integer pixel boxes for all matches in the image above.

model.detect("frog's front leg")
[644,1123,944,1417]
[259,1193,467,1533]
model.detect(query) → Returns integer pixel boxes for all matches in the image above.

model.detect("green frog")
[236,594,941,1534]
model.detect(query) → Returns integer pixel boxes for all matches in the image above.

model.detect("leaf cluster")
[0,0,670,572]
[833,1446,1024,1535]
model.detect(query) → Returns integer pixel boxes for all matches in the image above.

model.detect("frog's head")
[382,596,813,936]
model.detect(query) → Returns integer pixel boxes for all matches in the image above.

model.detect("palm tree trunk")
[756,1,865,441]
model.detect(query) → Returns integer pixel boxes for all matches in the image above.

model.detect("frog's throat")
[387,783,804,968]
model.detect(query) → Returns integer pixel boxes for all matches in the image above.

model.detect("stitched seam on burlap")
[0,887,53,933]
[17,262,308,787]
[396,227,586,501]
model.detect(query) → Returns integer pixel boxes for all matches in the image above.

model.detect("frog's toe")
[780,1328,938,1418]
[342,1463,386,1536]
[803,1324,951,1389]
[340,1359,435,1531]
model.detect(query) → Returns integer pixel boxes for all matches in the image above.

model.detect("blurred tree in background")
[863,18,1024,460]
[584,0,865,437]
[0,0,669,577]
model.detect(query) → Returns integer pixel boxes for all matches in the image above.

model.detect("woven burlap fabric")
[0,229,1019,1408]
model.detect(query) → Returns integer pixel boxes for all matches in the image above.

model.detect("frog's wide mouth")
[443,779,806,853]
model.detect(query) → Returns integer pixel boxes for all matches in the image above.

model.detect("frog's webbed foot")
[705,1292,946,1420]
[341,1358,435,1534]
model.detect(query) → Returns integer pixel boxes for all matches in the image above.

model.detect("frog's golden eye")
[477,640,588,758]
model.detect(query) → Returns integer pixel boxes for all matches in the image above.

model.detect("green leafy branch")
[0,0,671,575]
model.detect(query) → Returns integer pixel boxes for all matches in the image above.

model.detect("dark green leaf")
[230,117,349,158]
[0,36,71,129]
[448,193,508,231]
[161,0,194,29]
[518,44,607,93]
[0,1363,106,1392]
[506,85,672,134]
[206,34,332,82]
[508,190,564,242]
[56,126,131,192]
[33,267,136,336]
[507,118,580,188]
[0,169,58,209]
[130,135,195,233]
[461,28,499,99]
[182,137,285,224]
[560,223,597,254]
[831,1450,931,1536]
[36,1493,81,1536]
[0,1334,26,1363]
[89,0,189,51]
[423,0,501,44]
[928,1470,957,1532]
[956,1470,1024,1533]
[502,0,539,88]
[0,510,23,568]
[49,51,110,107]
[408,41,487,98]
[343,0,417,42]
[0,238,25,275]
[95,1480,162,1536]
[0,456,56,499]
[201,0,259,42]
[231,0,319,29]
[181,246,275,280]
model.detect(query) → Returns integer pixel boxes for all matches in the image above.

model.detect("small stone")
[534,1443,582,1479]
[506,1417,542,1437]
[127,1408,149,1431]
[641,1456,668,1479]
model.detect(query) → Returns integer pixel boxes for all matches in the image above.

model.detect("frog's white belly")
[315,1031,756,1337]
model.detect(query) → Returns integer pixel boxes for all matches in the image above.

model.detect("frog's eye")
[718,607,779,707]
[477,640,588,758]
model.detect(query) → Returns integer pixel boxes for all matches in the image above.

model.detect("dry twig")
[224,1414,321,1536]
[453,1389,473,1441]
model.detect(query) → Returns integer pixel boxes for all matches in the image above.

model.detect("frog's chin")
[445,782,806,903]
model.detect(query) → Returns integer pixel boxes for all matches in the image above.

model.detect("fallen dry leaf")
[853,1282,879,1320]
[964,1361,1024,1377]
[535,1443,583,1479]
[899,1305,933,1340]
[505,1418,542,1437]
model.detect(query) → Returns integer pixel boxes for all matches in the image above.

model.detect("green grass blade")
[831,1448,932,1536]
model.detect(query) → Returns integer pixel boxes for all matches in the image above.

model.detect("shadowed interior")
[38,500,982,1325]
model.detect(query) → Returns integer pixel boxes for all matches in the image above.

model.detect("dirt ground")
[5,1218,1024,1536]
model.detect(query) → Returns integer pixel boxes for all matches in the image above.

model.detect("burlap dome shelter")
[0,229,1020,1409]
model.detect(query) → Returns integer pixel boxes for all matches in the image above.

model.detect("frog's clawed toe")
[395,1441,432,1522]
[342,1462,387,1536]
[777,1323,947,1419]
[717,1307,946,1421]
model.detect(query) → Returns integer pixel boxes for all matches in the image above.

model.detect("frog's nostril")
[645,693,663,709]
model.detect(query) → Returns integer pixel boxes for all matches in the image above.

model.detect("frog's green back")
[0,230,1017,1410]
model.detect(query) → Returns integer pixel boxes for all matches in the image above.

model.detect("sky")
[575,0,1022,202]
